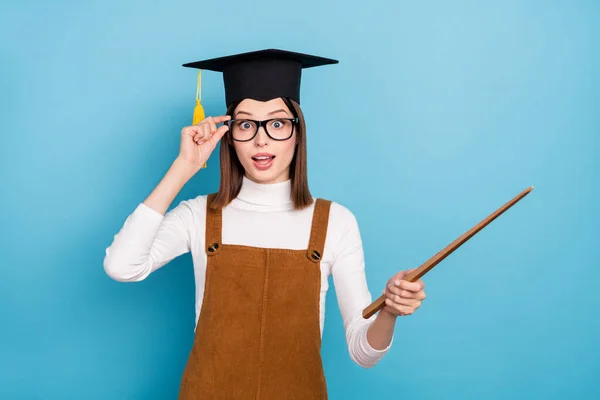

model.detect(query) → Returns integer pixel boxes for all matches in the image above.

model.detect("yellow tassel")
[193,70,207,169]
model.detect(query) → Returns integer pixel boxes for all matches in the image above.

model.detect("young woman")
[103,49,426,399]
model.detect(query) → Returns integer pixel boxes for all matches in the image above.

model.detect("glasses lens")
[231,120,257,141]
[265,119,294,140]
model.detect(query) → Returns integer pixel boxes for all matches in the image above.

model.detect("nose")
[254,125,269,147]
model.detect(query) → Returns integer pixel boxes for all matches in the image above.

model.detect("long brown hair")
[209,97,313,210]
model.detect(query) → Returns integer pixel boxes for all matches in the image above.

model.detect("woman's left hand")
[381,269,426,317]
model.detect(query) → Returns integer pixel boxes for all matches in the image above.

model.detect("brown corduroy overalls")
[178,193,332,399]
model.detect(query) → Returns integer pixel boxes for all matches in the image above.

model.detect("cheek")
[278,141,296,162]
[232,142,251,162]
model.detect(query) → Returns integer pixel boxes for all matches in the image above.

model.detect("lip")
[251,153,276,171]
[252,152,275,159]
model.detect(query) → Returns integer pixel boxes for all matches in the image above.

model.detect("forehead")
[235,98,290,116]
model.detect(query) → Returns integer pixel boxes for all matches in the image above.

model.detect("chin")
[243,161,289,184]
[246,170,284,184]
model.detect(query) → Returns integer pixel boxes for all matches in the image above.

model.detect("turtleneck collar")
[233,176,294,211]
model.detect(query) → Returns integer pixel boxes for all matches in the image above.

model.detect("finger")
[384,299,415,315]
[389,270,417,287]
[387,284,420,299]
[208,124,230,146]
[194,125,211,144]
[193,133,205,145]
[389,294,422,308]
[202,123,212,140]
[390,268,421,284]
[192,126,205,142]
[398,279,425,292]
[386,300,414,315]
[212,115,232,124]
[205,117,217,133]
[182,125,201,138]
[391,270,408,282]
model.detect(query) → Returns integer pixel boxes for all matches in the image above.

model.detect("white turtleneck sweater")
[103,177,393,368]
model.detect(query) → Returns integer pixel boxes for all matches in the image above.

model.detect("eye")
[270,119,286,129]
[236,120,255,130]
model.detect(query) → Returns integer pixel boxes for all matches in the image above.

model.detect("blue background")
[1,0,598,399]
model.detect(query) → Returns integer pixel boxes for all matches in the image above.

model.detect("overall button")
[208,243,219,252]
[311,250,321,260]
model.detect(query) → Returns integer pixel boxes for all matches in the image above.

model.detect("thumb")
[396,269,409,279]
[391,269,413,283]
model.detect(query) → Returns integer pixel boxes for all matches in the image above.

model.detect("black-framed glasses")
[226,118,298,142]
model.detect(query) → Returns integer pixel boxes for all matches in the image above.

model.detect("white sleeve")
[329,203,393,368]
[103,198,201,282]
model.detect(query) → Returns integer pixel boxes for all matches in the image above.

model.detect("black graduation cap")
[182,48,338,107]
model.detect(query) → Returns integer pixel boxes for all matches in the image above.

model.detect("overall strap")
[205,193,223,256]
[306,198,332,263]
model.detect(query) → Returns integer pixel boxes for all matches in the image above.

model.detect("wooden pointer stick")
[362,186,534,319]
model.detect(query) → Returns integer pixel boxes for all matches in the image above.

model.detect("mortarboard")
[183,48,339,107]
[183,48,338,168]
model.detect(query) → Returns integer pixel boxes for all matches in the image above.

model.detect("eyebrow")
[235,109,290,118]
[267,109,290,116]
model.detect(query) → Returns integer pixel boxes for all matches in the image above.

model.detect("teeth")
[254,156,271,160]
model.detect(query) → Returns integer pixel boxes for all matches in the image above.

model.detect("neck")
[233,175,293,210]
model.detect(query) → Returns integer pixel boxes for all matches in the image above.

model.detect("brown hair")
[209,97,313,210]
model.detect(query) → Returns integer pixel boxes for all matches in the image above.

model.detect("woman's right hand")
[179,115,231,171]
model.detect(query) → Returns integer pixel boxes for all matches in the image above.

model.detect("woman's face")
[231,97,297,184]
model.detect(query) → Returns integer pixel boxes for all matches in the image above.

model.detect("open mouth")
[252,155,275,164]
[251,154,276,170]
